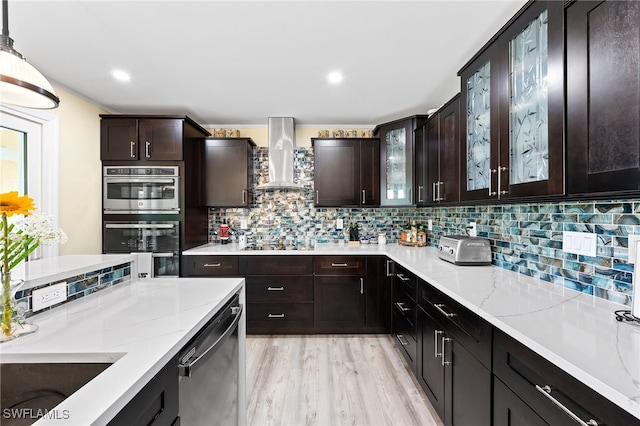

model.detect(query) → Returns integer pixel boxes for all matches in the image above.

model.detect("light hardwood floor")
[246,334,444,426]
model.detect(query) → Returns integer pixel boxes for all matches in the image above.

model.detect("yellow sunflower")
[0,191,36,217]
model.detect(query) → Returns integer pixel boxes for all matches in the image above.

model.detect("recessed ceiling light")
[112,70,131,82]
[327,71,343,84]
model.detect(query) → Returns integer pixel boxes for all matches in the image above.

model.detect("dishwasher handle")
[179,304,243,377]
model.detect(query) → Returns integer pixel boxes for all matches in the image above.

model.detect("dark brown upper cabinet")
[100,116,207,161]
[312,138,380,207]
[566,0,640,196]
[417,95,460,206]
[374,115,429,206]
[203,138,255,207]
[459,1,564,202]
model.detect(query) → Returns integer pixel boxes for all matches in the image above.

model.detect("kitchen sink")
[0,354,121,426]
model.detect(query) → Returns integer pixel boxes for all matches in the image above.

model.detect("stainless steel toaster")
[437,235,492,265]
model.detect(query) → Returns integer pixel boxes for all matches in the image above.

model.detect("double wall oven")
[103,166,181,277]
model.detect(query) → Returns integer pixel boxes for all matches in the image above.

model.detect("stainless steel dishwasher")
[178,293,243,425]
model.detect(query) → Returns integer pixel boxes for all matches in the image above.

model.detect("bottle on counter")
[411,221,418,243]
[219,219,230,245]
[378,232,387,245]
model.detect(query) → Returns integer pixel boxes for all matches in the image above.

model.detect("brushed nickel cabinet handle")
[130,141,136,158]
[242,190,247,205]
[360,277,364,295]
[316,190,319,204]
[395,302,410,312]
[397,334,409,346]
[331,262,348,267]
[267,286,284,291]
[204,263,222,267]
[145,141,151,158]
[441,337,452,366]
[362,189,366,204]
[434,303,456,318]
[434,330,444,358]
[438,181,444,201]
[268,313,285,318]
[498,166,508,195]
[418,185,423,203]
[535,385,599,426]
[489,168,497,196]
[386,260,394,277]
[396,273,410,282]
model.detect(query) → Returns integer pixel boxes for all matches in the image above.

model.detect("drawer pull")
[434,330,444,358]
[441,337,452,366]
[268,313,285,318]
[331,262,348,267]
[395,302,410,312]
[396,273,410,282]
[535,385,599,426]
[267,286,284,291]
[396,334,409,347]
[360,278,364,295]
[386,260,394,277]
[203,263,222,267]
[434,303,456,318]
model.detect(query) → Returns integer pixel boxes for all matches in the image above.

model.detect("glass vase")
[1,271,38,343]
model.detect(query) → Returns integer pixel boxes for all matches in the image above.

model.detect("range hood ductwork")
[255,117,305,190]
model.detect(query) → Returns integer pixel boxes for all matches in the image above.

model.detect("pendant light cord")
[2,0,8,38]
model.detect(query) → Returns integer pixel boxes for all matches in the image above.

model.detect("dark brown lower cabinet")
[417,279,491,426]
[493,329,639,426]
[313,256,367,333]
[108,356,178,426]
[241,256,314,334]
[391,265,418,373]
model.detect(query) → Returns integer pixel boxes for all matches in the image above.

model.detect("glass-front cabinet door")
[375,115,428,206]
[459,0,563,201]
[501,0,564,199]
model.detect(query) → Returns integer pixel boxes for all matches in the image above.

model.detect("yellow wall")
[52,86,108,255]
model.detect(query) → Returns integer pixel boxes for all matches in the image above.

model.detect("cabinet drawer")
[247,303,314,334]
[246,276,313,303]
[313,256,366,275]
[493,329,637,426]
[393,283,417,328]
[392,310,417,368]
[419,280,492,368]
[240,255,313,275]
[182,255,238,276]
[394,265,417,300]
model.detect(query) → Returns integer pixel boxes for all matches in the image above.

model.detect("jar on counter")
[378,233,387,245]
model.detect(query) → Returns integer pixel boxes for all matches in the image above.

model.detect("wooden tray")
[398,240,427,247]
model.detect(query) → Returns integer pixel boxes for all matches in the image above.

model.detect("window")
[0,106,59,258]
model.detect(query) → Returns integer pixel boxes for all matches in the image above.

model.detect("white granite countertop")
[1,272,245,425]
[184,242,640,419]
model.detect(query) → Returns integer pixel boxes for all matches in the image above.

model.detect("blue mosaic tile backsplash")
[208,147,636,307]
[14,262,132,317]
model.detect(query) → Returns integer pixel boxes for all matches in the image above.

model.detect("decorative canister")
[318,130,330,138]
[213,129,226,137]
[332,130,345,138]
[378,233,387,245]
[227,129,240,138]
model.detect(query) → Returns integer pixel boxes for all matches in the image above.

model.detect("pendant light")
[0,0,59,109]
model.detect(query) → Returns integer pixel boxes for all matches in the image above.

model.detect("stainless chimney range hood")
[255,117,306,191]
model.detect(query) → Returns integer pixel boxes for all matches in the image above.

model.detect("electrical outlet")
[240,219,248,229]
[629,234,640,263]
[562,231,597,257]
[32,282,67,312]
[468,222,477,237]
[428,219,433,231]
[336,219,344,230]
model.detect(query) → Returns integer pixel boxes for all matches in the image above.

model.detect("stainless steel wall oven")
[103,166,180,214]
[103,221,180,277]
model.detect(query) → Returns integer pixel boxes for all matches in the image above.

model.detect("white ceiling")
[8,0,527,126]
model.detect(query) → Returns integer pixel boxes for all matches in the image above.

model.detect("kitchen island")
[1,255,245,425]
[184,242,640,421]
